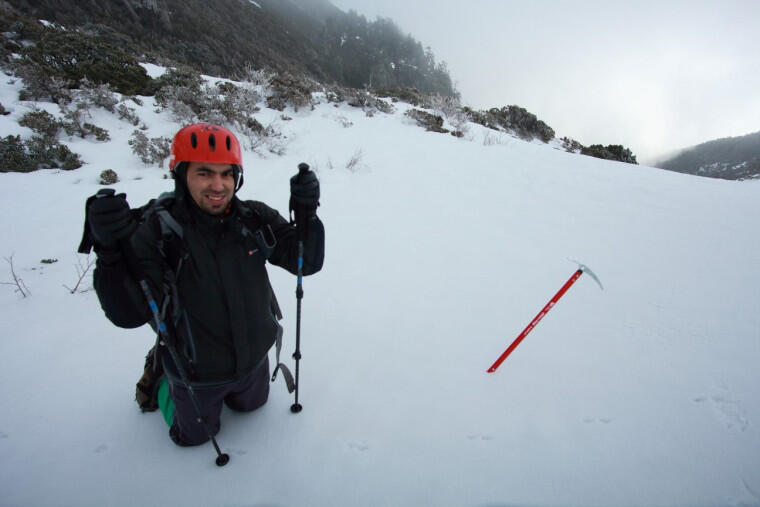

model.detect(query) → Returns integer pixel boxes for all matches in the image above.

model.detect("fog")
[330,0,760,164]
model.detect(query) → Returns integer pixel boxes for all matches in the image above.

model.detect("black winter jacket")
[93,194,324,384]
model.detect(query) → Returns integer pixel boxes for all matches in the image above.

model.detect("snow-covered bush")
[77,80,119,113]
[406,108,448,134]
[116,103,140,126]
[375,87,430,107]
[204,81,262,127]
[153,67,207,123]
[430,93,468,135]
[59,91,111,141]
[128,130,171,167]
[241,63,273,89]
[465,106,554,143]
[239,118,286,156]
[152,67,285,156]
[341,88,394,115]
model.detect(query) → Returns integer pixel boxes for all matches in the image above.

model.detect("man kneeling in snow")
[82,123,324,446]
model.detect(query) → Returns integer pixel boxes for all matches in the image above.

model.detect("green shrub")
[99,169,119,185]
[24,135,83,170]
[405,108,449,134]
[0,135,36,173]
[17,29,152,100]
[581,144,638,164]
[266,73,315,112]
[19,109,62,139]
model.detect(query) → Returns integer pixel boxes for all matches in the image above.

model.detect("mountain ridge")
[655,130,760,180]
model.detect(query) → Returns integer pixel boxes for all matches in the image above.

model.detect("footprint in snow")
[583,418,612,424]
[347,440,370,452]
[467,434,494,441]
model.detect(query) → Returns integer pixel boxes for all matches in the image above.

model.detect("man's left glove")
[290,164,320,219]
[87,191,137,250]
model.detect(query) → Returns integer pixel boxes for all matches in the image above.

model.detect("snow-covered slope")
[1,69,759,507]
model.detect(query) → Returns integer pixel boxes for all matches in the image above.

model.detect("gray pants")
[168,359,270,446]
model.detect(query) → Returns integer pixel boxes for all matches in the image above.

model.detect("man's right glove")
[87,191,137,249]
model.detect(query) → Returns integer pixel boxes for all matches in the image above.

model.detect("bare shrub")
[482,129,506,146]
[63,254,95,294]
[346,149,364,173]
[2,254,30,297]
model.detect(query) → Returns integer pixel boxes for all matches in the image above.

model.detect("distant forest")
[658,131,760,180]
[3,0,457,97]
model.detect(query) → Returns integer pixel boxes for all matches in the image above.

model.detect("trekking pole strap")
[271,325,295,393]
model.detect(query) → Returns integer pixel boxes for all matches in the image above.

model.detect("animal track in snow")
[347,440,370,451]
[694,384,749,432]
[466,434,494,441]
[583,418,612,424]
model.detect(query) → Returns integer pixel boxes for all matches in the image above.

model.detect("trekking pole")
[487,263,603,373]
[94,189,231,467]
[290,162,310,414]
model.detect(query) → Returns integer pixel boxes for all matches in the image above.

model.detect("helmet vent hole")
[190,133,198,148]
[208,133,216,151]
[226,136,231,150]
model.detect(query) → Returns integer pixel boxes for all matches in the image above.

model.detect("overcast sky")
[329,0,760,164]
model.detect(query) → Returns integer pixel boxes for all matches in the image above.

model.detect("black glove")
[290,163,320,220]
[87,190,137,249]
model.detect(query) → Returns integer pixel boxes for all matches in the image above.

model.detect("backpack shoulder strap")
[236,200,277,259]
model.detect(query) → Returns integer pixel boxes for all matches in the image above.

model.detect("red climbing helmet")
[169,123,244,189]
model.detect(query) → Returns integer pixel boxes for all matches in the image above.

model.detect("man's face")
[185,162,235,215]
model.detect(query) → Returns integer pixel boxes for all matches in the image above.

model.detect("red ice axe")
[487,263,603,373]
